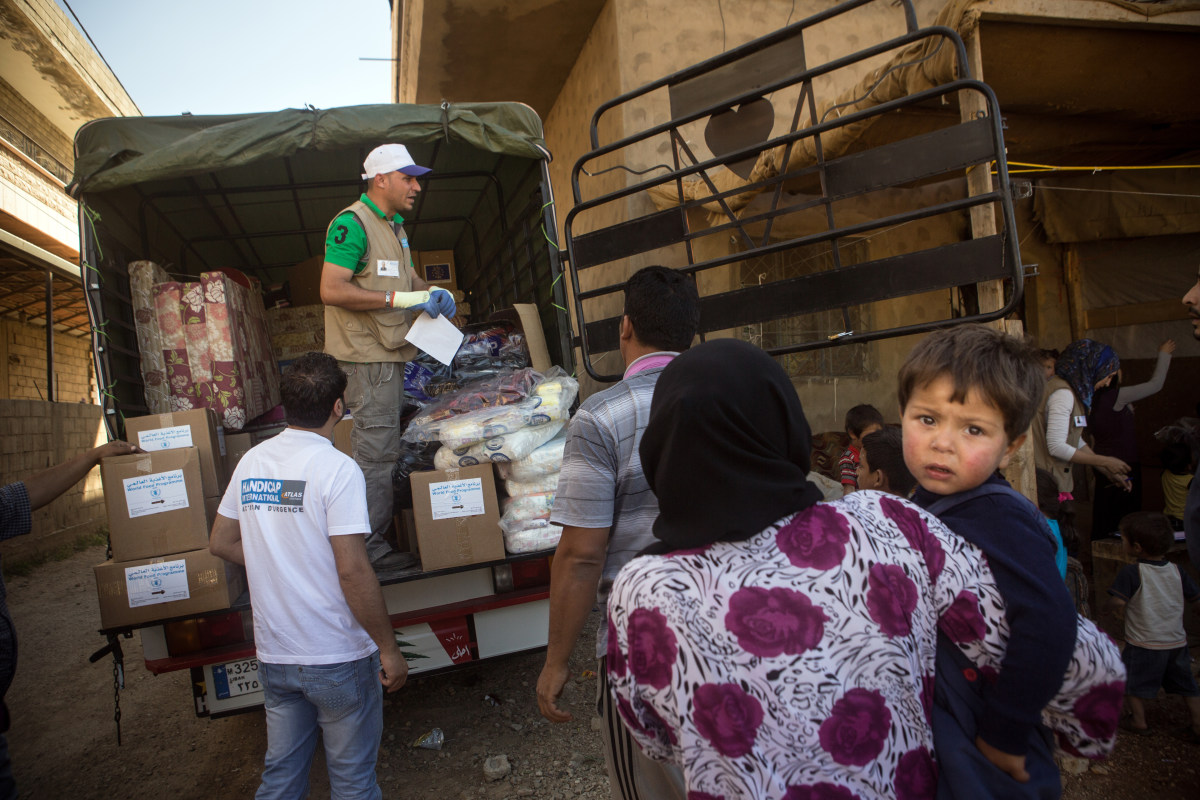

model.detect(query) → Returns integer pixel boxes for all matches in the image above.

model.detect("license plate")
[211,657,261,700]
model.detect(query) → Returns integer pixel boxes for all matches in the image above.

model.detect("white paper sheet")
[123,469,190,518]
[405,312,465,366]
[428,477,485,520]
[125,559,190,608]
[137,424,194,451]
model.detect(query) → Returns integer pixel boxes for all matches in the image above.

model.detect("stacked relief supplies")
[494,430,568,553]
[403,367,578,555]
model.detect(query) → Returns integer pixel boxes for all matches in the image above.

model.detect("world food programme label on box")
[428,477,485,520]
[125,558,190,608]
[136,424,194,451]
[123,469,189,518]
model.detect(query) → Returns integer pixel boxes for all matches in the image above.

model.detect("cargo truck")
[74,0,1022,726]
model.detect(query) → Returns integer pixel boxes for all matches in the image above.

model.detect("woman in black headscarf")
[602,339,1123,800]
[638,339,823,552]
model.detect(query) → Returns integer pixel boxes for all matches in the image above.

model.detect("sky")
[55,0,395,116]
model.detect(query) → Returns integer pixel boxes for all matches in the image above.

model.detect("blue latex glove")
[414,297,440,318]
[430,288,456,319]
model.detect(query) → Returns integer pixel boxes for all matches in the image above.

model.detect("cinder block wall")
[0,320,95,403]
[0,400,107,562]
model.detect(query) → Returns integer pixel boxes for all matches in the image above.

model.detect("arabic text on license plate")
[212,658,261,700]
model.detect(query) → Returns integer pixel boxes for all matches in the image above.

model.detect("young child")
[1107,511,1200,741]
[898,323,1078,784]
[856,426,916,497]
[1161,440,1194,531]
[839,404,884,494]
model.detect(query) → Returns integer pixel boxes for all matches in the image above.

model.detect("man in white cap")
[320,143,456,572]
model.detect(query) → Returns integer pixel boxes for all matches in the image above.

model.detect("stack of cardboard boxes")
[93,409,245,629]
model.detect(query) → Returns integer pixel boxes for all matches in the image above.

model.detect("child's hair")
[897,324,1044,441]
[861,427,916,496]
[1161,441,1193,476]
[1118,511,1175,558]
[844,404,885,438]
[1036,467,1077,554]
[1038,348,1060,363]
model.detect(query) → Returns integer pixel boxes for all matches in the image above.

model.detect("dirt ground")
[4,544,1199,799]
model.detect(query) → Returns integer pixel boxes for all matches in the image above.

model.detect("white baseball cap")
[361,144,432,180]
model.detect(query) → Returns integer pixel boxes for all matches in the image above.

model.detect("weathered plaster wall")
[544,1,630,395]
[542,0,961,428]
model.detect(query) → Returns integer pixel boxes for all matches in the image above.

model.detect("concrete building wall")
[542,0,959,429]
[0,399,107,562]
[0,75,72,167]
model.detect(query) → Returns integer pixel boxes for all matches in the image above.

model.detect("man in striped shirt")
[536,265,699,800]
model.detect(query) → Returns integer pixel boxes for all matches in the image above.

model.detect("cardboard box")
[417,250,457,290]
[410,465,504,572]
[125,409,225,497]
[102,448,210,561]
[333,418,353,457]
[223,432,255,478]
[94,548,246,629]
[288,255,325,306]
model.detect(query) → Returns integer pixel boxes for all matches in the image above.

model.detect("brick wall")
[0,400,107,562]
[0,319,95,403]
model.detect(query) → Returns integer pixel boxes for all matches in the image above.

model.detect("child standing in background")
[1106,511,1200,741]
[856,427,916,497]
[1161,441,1194,531]
[838,404,884,494]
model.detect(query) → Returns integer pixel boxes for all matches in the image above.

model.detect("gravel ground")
[4,543,606,799]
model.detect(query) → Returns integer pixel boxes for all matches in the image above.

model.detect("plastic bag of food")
[494,428,568,482]
[438,405,532,450]
[505,472,560,497]
[434,420,565,468]
[503,522,563,554]
[403,368,541,443]
[433,369,577,450]
[500,491,555,529]
[523,368,579,426]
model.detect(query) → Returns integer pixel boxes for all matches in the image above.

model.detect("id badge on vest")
[1073,415,1087,428]
[377,259,401,277]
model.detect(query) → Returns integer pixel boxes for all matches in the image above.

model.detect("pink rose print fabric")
[606,491,1125,800]
[147,272,281,430]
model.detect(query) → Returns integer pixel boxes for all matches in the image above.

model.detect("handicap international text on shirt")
[217,428,375,665]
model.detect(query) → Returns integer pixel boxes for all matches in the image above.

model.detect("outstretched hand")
[93,440,143,463]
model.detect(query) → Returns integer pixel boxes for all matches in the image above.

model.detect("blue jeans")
[256,652,383,800]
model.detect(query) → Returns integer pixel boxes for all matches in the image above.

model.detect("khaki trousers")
[340,361,403,560]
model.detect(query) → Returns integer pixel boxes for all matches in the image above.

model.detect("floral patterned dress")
[606,491,1124,800]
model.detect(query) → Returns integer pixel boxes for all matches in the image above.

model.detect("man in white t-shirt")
[210,352,406,800]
